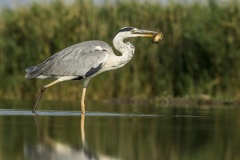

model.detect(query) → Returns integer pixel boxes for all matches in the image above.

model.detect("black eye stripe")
[118,27,134,32]
[114,27,135,37]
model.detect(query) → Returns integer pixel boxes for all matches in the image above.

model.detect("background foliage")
[0,0,240,101]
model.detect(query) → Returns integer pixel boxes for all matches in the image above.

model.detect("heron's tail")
[25,66,37,79]
[25,66,37,72]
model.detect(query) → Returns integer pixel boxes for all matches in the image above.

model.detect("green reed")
[0,1,240,101]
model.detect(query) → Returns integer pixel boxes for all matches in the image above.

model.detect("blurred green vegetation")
[0,0,240,101]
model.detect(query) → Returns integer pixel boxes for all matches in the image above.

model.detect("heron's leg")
[80,113,85,145]
[81,78,90,114]
[81,88,87,114]
[32,78,65,113]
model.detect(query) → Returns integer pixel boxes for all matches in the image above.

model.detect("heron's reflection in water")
[24,114,119,160]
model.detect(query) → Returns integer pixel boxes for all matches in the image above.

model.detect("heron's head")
[114,27,163,44]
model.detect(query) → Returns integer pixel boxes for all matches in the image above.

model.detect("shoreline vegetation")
[1,0,240,104]
[105,96,238,106]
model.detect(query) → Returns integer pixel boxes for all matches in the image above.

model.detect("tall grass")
[0,0,240,101]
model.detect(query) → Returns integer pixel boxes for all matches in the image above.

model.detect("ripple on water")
[0,109,165,117]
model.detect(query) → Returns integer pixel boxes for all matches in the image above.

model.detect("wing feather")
[25,41,111,79]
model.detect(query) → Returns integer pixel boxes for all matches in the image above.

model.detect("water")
[0,99,240,160]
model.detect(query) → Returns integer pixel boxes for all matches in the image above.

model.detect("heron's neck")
[112,36,135,68]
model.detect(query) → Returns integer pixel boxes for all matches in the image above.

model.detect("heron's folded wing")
[44,50,108,77]
[26,41,110,78]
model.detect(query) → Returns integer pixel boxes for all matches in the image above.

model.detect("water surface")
[0,99,239,160]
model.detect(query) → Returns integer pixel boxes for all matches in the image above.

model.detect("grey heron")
[25,27,163,114]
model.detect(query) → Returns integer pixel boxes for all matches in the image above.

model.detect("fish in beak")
[131,28,163,44]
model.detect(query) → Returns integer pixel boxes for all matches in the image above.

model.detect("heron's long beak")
[132,29,163,43]
[132,29,157,37]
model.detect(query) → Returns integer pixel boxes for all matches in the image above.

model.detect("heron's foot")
[81,105,86,114]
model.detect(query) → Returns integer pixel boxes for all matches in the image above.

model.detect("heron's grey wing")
[44,50,108,78]
[25,41,110,79]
